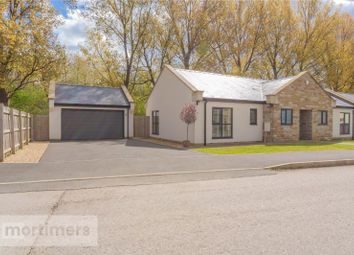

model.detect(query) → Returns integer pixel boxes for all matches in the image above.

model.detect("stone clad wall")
[264,73,334,143]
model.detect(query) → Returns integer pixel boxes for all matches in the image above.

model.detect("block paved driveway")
[0,139,354,185]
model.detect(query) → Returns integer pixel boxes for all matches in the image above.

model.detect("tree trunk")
[187,124,189,141]
[0,88,9,105]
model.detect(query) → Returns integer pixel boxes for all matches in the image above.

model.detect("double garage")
[49,83,134,141]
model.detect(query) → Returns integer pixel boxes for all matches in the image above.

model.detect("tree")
[254,0,296,79]
[209,0,266,75]
[320,13,354,91]
[164,0,221,69]
[80,31,123,86]
[141,11,174,86]
[10,84,48,114]
[77,0,353,113]
[293,0,337,74]
[86,0,154,91]
[0,0,65,105]
[180,103,197,144]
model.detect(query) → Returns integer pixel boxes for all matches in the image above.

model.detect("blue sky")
[51,0,69,17]
[51,0,354,53]
[51,0,91,52]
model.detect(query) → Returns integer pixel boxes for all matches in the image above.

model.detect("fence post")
[19,110,23,149]
[0,104,4,162]
[9,108,15,154]
[31,114,34,142]
[26,113,30,144]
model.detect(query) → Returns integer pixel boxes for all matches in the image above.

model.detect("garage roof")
[54,84,130,107]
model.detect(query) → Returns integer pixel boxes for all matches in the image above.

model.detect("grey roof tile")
[54,84,130,107]
[326,89,354,108]
[173,68,295,102]
[332,96,354,108]
[337,92,354,103]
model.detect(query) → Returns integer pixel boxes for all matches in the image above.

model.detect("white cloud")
[333,0,354,16]
[333,0,353,5]
[55,9,92,53]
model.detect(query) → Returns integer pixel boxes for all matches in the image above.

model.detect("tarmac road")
[1,165,354,255]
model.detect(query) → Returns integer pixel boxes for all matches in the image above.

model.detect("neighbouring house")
[49,83,134,141]
[146,65,354,145]
[326,90,354,139]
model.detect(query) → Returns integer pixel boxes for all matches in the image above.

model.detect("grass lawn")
[195,141,354,155]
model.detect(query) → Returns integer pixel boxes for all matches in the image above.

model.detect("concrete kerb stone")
[266,159,354,171]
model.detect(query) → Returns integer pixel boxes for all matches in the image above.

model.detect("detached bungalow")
[146,65,354,145]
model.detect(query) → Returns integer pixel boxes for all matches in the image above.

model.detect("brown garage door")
[61,109,124,140]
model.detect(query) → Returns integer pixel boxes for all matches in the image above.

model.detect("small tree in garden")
[180,104,197,143]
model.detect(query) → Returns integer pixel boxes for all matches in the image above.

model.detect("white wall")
[333,108,353,139]
[194,101,264,144]
[128,105,134,138]
[49,99,61,140]
[146,68,195,142]
[49,105,132,140]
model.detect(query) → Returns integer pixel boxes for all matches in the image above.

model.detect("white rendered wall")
[333,108,353,139]
[146,68,195,142]
[194,101,264,144]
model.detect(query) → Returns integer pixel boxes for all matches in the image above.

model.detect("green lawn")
[195,141,354,155]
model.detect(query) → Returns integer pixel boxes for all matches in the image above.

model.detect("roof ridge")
[56,83,122,90]
[173,67,298,84]
[263,76,296,83]
[173,67,266,82]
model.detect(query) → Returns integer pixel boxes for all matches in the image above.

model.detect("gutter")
[54,103,130,108]
[203,97,266,104]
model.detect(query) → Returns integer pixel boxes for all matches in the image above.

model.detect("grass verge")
[195,141,354,155]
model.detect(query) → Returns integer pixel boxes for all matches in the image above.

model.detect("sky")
[51,0,92,52]
[51,0,354,53]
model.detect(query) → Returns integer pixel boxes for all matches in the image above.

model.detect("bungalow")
[146,65,354,145]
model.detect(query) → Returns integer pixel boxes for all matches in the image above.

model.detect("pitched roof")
[171,67,298,102]
[326,89,354,108]
[336,92,354,104]
[54,84,130,107]
[332,96,354,108]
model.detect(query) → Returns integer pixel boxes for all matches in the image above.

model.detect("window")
[318,111,328,125]
[340,112,350,135]
[250,109,257,125]
[212,108,232,139]
[152,111,159,135]
[281,109,293,125]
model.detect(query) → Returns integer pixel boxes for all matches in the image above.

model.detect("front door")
[300,110,312,140]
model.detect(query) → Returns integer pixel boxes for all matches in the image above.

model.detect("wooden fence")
[134,116,150,138]
[32,115,49,141]
[0,104,32,162]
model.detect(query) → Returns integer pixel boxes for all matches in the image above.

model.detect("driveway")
[0,139,353,187]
